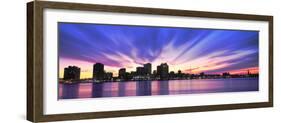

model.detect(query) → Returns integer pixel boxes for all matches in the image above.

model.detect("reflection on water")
[59,78,258,99]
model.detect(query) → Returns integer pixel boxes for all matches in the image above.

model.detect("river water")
[59,78,258,99]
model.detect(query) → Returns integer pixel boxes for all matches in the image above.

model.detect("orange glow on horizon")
[228,67,259,75]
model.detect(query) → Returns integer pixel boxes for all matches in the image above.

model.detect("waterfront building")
[157,63,169,80]
[144,63,152,75]
[136,67,145,76]
[63,66,81,80]
[119,68,126,79]
[93,63,104,81]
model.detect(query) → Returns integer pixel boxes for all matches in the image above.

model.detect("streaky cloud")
[58,22,259,77]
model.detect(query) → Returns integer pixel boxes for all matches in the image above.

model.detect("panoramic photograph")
[58,22,259,99]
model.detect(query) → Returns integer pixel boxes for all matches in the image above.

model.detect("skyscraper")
[93,63,104,81]
[157,63,169,80]
[144,63,152,75]
[157,65,161,75]
[63,66,81,80]
[136,67,145,76]
[119,68,126,79]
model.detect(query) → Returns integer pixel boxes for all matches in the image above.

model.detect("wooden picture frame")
[27,1,273,122]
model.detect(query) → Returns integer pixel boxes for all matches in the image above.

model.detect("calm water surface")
[59,78,258,99]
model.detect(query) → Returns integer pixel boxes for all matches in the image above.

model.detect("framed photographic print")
[27,0,273,122]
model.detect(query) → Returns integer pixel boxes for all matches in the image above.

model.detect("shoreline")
[59,77,259,84]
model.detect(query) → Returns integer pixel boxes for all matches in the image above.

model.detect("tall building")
[136,67,145,76]
[157,65,161,75]
[143,63,152,75]
[93,63,104,81]
[157,63,169,80]
[119,68,126,79]
[63,66,81,80]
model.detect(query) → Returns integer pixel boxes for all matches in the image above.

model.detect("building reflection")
[91,83,104,98]
[136,81,152,96]
[122,82,137,96]
[102,83,119,97]
[158,80,169,95]
[59,78,258,99]
[61,84,79,99]
[78,83,92,98]
[118,82,126,97]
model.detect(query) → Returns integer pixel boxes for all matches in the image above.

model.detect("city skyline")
[59,23,259,79]
[61,62,258,81]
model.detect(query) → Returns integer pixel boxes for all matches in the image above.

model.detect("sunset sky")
[58,23,259,79]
